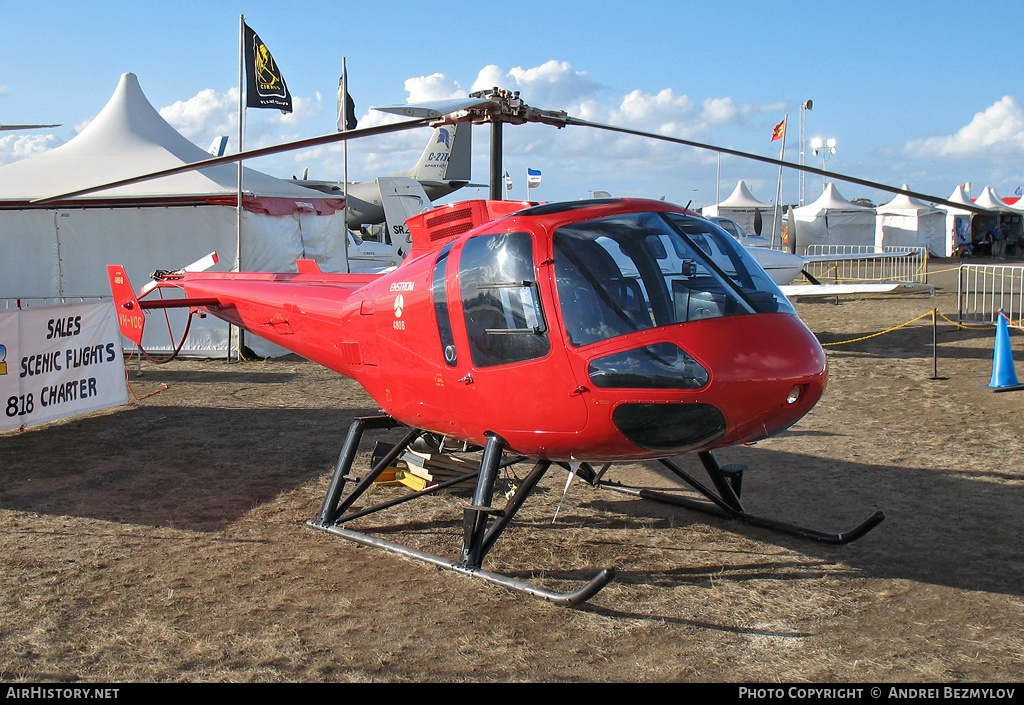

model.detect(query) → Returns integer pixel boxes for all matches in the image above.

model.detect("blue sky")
[3,0,1023,209]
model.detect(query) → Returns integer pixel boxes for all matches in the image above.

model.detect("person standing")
[992,224,1007,259]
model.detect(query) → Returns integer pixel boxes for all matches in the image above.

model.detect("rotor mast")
[453,88,568,201]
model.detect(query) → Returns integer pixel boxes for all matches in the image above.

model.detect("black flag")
[243,23,292,113]
[337,73,357,131]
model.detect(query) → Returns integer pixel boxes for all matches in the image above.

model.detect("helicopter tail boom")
[105,265,222,348]
[106,258,381,371]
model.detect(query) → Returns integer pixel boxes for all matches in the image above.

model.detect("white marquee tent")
[791,184,875,254]
[974,186,1023,253]
[0,73,349,356]
[874,185,946,256]
[973,186,1014,214]
[940,185,993,257]
[702,180,782,244]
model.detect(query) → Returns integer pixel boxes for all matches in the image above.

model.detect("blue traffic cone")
[989,310,1023,391]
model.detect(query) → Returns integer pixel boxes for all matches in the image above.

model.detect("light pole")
[810,137,837,193]
[799,100,812,205]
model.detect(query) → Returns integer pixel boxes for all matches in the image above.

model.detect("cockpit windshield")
[553,212,795,347]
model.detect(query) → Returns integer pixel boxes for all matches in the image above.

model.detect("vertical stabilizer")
[405,123,471,182]
[442,123,471,181]
[376,176,433,259]
[106,266,145,346]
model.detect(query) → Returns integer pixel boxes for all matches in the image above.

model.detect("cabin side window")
[432,241,458,367]
[459,231,550,368]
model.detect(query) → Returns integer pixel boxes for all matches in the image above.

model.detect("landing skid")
[306,416,615,606]
[596,451,885,545]
[307,418,883,606]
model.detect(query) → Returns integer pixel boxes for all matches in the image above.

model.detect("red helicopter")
[56,89,960,604]
[104,193,880,604]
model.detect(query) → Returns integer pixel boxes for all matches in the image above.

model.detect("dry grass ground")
[1,259,1022,683]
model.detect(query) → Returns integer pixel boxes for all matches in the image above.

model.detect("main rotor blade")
[373,97,497,119]
[32,117,434,204]
[1,124,60,131]
[563,116,989,214]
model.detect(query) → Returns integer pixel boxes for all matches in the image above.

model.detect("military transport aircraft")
[293,122,473,228]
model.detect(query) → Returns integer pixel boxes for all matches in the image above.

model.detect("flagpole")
[232,14,245,361]
[773,114,787,248]
[716,153,721,206]
[236,14,244,262]
[342,57,350,272]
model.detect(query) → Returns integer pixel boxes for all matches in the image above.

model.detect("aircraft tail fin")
[208,136,229,156]
[106,265,146,346]
[407,123,471,182]
[442,123,471,181]
[377,176,432,259]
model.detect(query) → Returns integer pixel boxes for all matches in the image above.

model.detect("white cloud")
[0,133,58,166]
[404,73,464,103]
[471,61,601,110]
[159,87,238,144]
[903,96,1024,161]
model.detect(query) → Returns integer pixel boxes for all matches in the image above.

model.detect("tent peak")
[717,179,771,208]
[877,183,939,213]
[975,186,1014,212]
[798,183,872,212]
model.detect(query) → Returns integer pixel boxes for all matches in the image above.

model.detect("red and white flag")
[771,117,787,142]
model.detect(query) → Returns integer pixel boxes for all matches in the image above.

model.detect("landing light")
[786,386,803,405]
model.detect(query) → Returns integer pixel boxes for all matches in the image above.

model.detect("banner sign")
[0,301,129,431]
[243,22,293,113]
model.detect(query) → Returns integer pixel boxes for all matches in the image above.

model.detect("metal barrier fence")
[802,245,930,284]
[958,264,1024,324]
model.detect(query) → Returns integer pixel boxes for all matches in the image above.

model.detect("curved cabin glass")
[553,211,793,348]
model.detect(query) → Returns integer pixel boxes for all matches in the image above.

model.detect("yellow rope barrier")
[819,311,934,346]
[936,311,992,331]
[819,308,1022,347]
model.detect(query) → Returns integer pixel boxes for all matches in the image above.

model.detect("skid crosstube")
[308,418,883,605]
[308,416,616,606]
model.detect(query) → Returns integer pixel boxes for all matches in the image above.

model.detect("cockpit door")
[435,230,588,440]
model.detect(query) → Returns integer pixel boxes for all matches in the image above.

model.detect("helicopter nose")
[707,313,827,444]
[583,314,826,457]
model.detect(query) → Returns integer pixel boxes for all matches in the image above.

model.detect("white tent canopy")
[0,73,349,356]
[939,185,994,257]
[702,180,782,243]
[792,183,875,254]
[972,186,1024,253]
[874,184,946,256]
[1008,191,1024,213]
[974,186,1015,213]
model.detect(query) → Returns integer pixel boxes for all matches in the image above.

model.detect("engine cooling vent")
[406,200,536,255]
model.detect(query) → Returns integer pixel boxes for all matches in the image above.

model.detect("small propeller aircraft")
[45,88,979,605]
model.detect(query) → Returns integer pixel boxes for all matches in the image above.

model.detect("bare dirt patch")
[2,260,1023,683]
